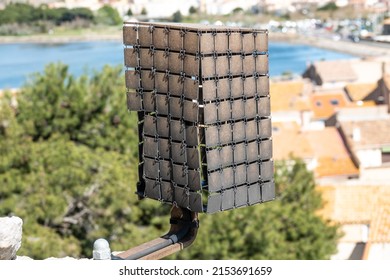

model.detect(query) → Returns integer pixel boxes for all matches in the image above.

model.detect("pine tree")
[0,64,167,258]
[0,64,339,259]
[174,160,339,259]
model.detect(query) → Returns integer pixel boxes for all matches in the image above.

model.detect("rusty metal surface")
[221,188,234,210]
[154,50,168,70]
[143,91,155,112]
[124,48,137,68]
[125,70,139,88]
[247,141,259,162]
[161,181,173,201]
[235,185,248,207]
[185,126,199,146]
[183,100,199,123]
[156,94,169,115]
[159,138,170,159]
[219,123,232,144]
[141,70,155,91]
[248,183,262,205]
[153,27,168,49]
[230,76,243,98]
[160,160,171,181]
[260,138,273,159]
[234,143,246,164]
[232,121,246,142]
[183,31,199,54]
[184,78,199,100]
[204,102,218,124]
[143,136,158,158]
[246,119,258,140]
[143,115,156,136]
[235,164,247,186]
[261,160,274,181]
[126,90,142,111]
[124,22,274,213]
[229,32,242,51]
[168,75,182,97]
[202,80,217,101]
[144,178,160,199]
[188,169,201,191]
[205,125,219,147]
[170,119,185,141]
[123,25,137,45]
[221,167,234,190]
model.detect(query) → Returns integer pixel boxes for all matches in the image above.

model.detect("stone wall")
[0,216,23,260]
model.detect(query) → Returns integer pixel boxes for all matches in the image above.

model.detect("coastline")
[0,33,122,44]
[270,33,390,58]
[2,31,390,58]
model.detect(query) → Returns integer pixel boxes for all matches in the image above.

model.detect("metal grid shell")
[124,22,274,213]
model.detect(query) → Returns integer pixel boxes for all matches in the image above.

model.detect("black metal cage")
[124,22,274,213]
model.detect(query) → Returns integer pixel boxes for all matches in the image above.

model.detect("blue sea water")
[0,41,355,89]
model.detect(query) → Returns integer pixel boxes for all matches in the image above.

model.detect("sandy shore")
[270,33,390,58]
[0,33,122,44]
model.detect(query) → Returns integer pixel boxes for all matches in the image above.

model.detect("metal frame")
[112,206,198,260]
[111,21,275,260]
[124,22,275,214]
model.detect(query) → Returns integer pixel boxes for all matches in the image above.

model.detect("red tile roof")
[273,125,358,178]
[270,81,311,112]
[318,184,390,243]
[345,83,377,102]
[310,92,349,120]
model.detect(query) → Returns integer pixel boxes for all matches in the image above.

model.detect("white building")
[335,118,390,184]
[200,0,259,15]
[129,0,199,18]
[319,184,390,260]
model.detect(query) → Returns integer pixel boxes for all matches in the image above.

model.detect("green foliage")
[174,160,339,259]
[172,10,183,23]
[96,5,122,26]
[70,8,94,21]
[141,7,147,15]
[0,64,164,258]
[232,7,244,14]
[0,3,95,26]
[16,63,138,155]
[189,6,198,14]
[127,8,133,16]
[0,3,39,24]
[0,64,339,259]
[317,2,338,11]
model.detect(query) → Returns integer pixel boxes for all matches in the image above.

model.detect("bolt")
[93,238,111,260]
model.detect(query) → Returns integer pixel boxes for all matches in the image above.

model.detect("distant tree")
[96,5,122,26]
[172,10,182,23]
[174,160,340,259]
[317,2,338,11]
[71,7,94,21]
[0,3,95,26]
[232,7,244,14]
[0,64,339,260]
[127,8,133,16]
[281,12,291,20]
[281,71,293,79]
[189,6,198,14]
[0,64,167,258]
[0,3,38,24]
[141,7,147,15]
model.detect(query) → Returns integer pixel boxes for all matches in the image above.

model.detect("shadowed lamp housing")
[123,22,274,214]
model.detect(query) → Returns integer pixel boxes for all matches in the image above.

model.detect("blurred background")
[1,0,390,260]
